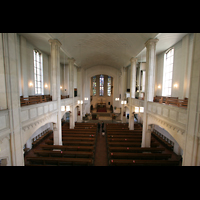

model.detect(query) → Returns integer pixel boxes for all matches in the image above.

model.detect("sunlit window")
[162,48,174,96]
[33,50,43,95]
[99,74,104,96]
[93,76,96,96]
[107,76,111,96]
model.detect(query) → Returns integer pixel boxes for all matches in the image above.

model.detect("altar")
[97,103,107,112]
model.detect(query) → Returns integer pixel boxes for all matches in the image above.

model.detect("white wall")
[155,33,194,99]
[19,35,51,97]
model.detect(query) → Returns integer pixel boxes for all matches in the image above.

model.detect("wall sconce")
[61,105,71,112]
[61,106,65,112]
[84,97,88,101]
[45,84,48,88]
[135,107,139,113]
[115,98,119,101]
[66,105,70,112]
[139,107,144,113]
[174,83,178,88]
[121,100,127,105]
[29,82,33,87]
[135,107,144,113]
[158,85,161,89]
[60,86,62,89]
[78,100,83,105]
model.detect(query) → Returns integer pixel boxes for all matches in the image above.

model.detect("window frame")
[162,48,174,97]
[99,74,104,96]
[33,50,44,95]
[107,76,111,96]
[92,76,97,96]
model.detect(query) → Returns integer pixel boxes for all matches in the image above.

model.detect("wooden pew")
[109,159,179,166]
[33,150,94,158]
[40,144,95,152]
[49,136,95,142]
[108,147,165,153]
[109,152,172,160]
[107,141,159,147]
[26,156,93,166]
[45,140,95,146]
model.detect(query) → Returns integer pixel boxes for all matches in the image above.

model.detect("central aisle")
[94,127,108,166]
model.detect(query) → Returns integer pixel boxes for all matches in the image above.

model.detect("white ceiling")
[18,33,188,69]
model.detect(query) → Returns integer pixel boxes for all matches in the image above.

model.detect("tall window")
[93,76,96,96]
[107,76,111,96]
[33,50,43,95]
[99,74,104,96]
[162,48,174,96]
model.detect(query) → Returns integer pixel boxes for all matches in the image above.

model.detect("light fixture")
[61,106,65,112]
[135,107,139,113]
[78,100,83,105]
[115,98,119,101]
[45,84,48,88]
[139,107,144,113]
[60,86,62,89]
[84,97,88,101]
[174,83,178,88]
[158,85,161,89]
[66,105,70,112]
[61,105,71,112]
[29,82,33,87]
[121,100,127,105]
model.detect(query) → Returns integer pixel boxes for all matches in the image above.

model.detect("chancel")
[0,33,200,166]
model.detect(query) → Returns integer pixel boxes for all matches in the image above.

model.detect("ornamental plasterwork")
[22,112,56,132]
[147,113,185,135]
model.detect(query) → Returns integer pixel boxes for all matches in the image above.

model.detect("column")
[70,105,75,129]
[130,57,137,98]
[68,58,75,98]
[48,39,62,145]
[3,33,24,165]
[129,111,135,130]
[183,33,200,166]
[142,38,158,147]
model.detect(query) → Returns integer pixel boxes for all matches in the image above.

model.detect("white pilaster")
[142,38,158,147]
[68,58,75,98]
[130,57,137,98]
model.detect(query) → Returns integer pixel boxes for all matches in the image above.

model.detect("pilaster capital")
[68,57,76,64]
[145,38,159,48]
[130,57,137,64]
[48,39,62,47]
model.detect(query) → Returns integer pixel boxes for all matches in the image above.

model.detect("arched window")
[99,74,104,96]
[107,76,111,96]
[93,76,96,96]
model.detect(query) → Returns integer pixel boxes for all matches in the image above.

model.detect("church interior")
[0,33,199,166]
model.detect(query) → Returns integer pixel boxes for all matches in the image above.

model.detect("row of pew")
[20,95,70,106]
[153,96,188,108]
[106,123,180,166]
[25,122,97,166]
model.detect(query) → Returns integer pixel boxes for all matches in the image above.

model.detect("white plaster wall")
[155,33,193,99]
[0,34,7,109]
[19,35,51,96]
